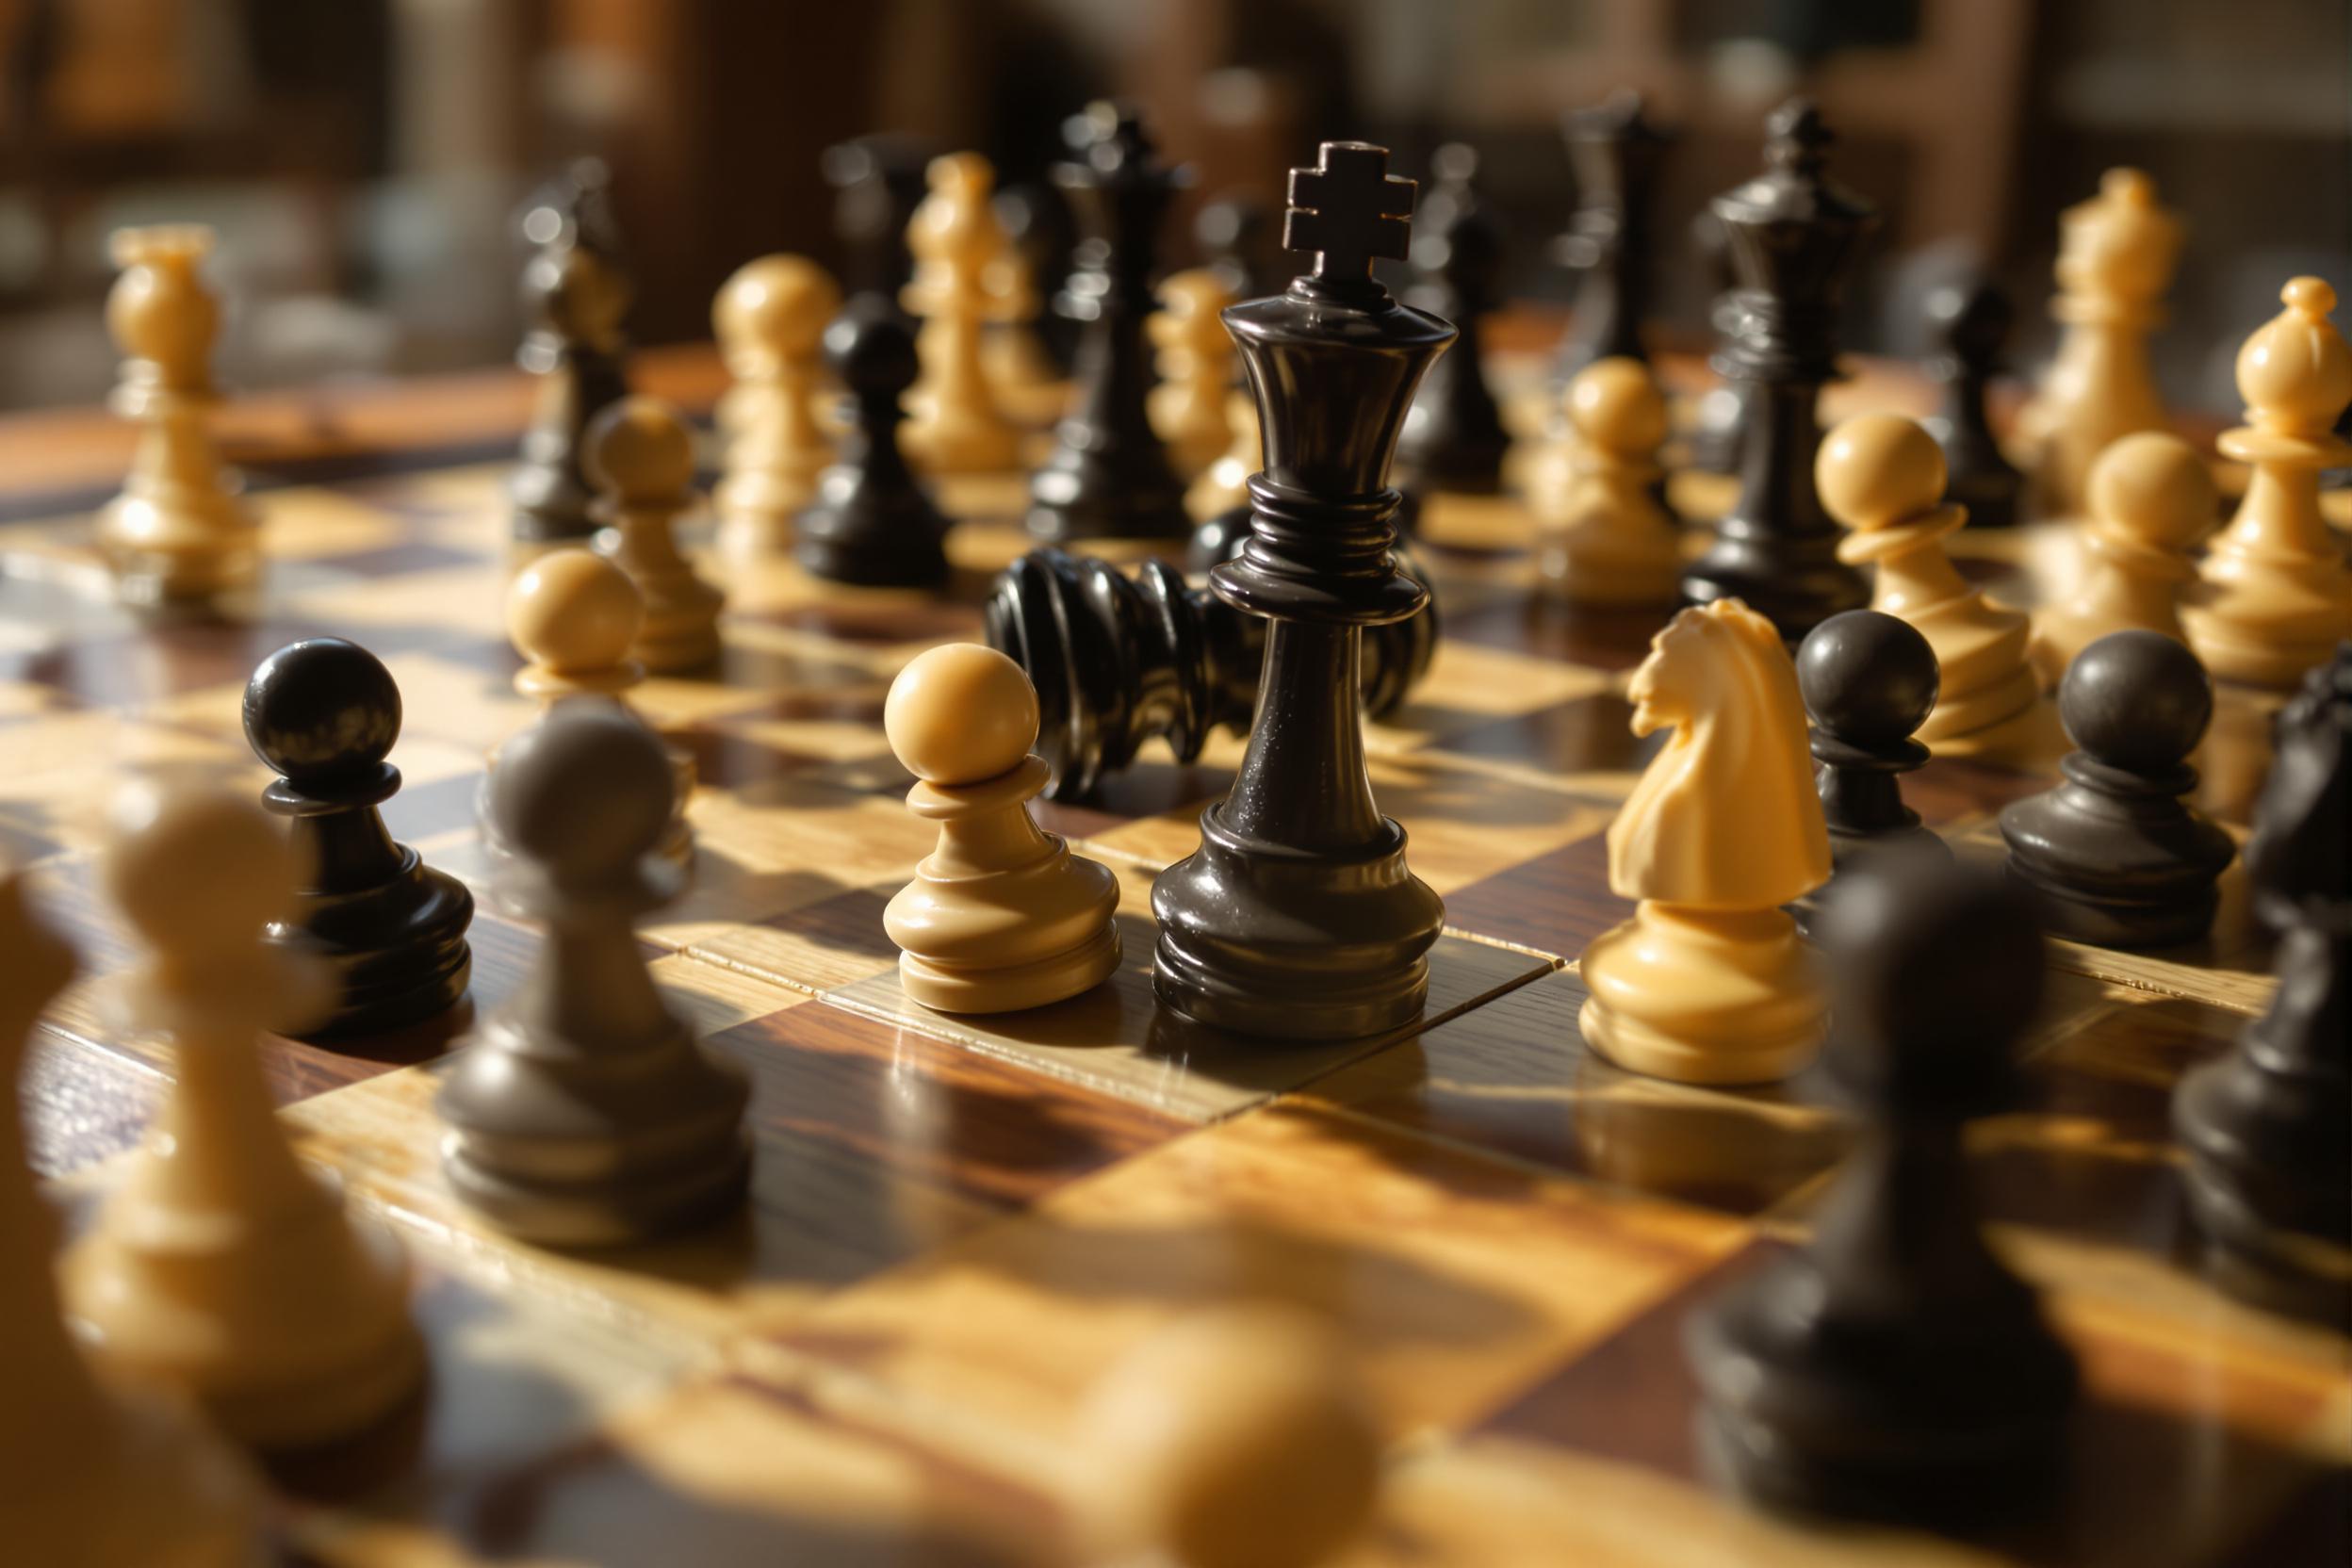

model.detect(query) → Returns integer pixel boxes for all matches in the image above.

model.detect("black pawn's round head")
[1822,857,2047,1117]
[493,698,675,886]
[2059,630,2213,772]
[244,637,401,790]
[1796,610,1940,746]
[825,297,918,400]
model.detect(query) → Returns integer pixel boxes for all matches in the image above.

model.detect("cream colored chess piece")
[1185,391,1262,524]
[2030,432,2218,685]
[96,225,259,604]
[1149,269,1238,479]
[584,396,725,673]
[64,785,424,1451]
[1821,413,2039,748]
[2017,169,2182,518]
[1536,357,1681,607]
[503,548,694,868]
[1577,600,1830,1086]
[714,254,840,554]
[900,153,1025,474]
[883,644,1119,1012]
[0,867,264,1566]
[2185,277,2352,691]
[1076,1307,1381,1568]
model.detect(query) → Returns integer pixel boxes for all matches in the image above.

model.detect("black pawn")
[510,160,632,545]
[795,297,950,587]
[1687,858,2078,1526]
[1151,140,1452,1042]
[985,547,1439,801]
[1792,610,1951,934]
[1195,192,1282,302]
[2175,646,2351,1322]
[822,133,935,318]
[1398,143,1511,496]
[245,638,472,1040]
[1682,100,1877,640]
[1921,279,2024,530]
[1025,102,1192,544]
[437,700,748,1246]
[2001,630,2236,948]
[1553,90,1671,382]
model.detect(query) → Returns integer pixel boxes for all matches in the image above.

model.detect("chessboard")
[2,339,2344,1568]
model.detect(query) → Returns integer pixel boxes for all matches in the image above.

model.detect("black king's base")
[1151,482,1445,1041]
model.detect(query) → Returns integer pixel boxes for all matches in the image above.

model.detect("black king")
[1150,142,1454,1040]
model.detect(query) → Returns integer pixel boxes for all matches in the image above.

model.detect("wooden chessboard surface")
[2,342,2346,1568]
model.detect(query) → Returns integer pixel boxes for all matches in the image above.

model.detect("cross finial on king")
[1284,141,1416,288]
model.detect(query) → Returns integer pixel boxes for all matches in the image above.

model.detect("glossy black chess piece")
[1397,143,1508,496]
[1687,858,2079,1526]
[795,296,950,587]
[510,160,632,545]
[1553,90,1671,382]
[985,545,1439,801]
[2001,629,2235,947]
[1685,209,1749,475]
[2175,645,2351,1323]
[1195,192,1283,302]
[822,133,936,321]
[1151,141,1452,1042]
[997,179,1080,370]
[1682,100,1877,640]
[1791,610,1950,936]
[1025,102,1191,544]
[245,638,472,1040]
[437,699,749,1246]
[1189,488,1421,576]
[1922,279,2024,530]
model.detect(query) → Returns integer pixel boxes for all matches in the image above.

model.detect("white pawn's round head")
[884,643,1038,787]
[1075,1306,1382,1568]
[105,782,301,962]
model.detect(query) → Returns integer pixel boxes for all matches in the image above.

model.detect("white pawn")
[714,253,840,555]
[64,785,424,1452]
[884,644,1119,1013]
[1149,269,1238,479]
[1535,357,1681,607]
[501,547,694,869]
[585,396,726,674]
[2030,431,2217,686]
[96,225,259,605]
[1820,413,2040,750]
[0,866,263,1566]
[1076,1307,1382,1568]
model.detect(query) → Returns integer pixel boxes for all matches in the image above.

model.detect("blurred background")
[0,0,2341,412]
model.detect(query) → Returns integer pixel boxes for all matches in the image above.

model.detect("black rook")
[1150,141,1453,1041]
